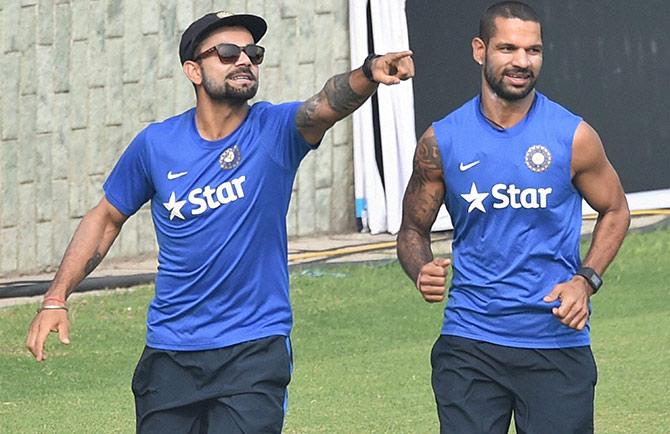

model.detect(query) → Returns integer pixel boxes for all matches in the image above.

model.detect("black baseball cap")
[179,11,267,64]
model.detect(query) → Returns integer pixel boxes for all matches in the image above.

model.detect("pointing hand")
[370,51,415,85]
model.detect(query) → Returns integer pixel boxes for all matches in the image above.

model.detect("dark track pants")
[431,335,597,434]
[132,335,292,434]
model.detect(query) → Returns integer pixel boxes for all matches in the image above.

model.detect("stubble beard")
[483,56,537,102]
[201,67,259,105]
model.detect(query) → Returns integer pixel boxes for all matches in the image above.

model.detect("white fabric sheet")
[349,0,387,233]
[349,0,453,234]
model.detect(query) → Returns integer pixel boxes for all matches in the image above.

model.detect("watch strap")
[362,53,381,83]
[576,266,603,294]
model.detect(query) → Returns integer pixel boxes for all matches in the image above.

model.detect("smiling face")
[476,17,543,101]
[194,26,260,103]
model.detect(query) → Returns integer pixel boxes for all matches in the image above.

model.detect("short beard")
[483,57,537,101]
[201,67,259,104]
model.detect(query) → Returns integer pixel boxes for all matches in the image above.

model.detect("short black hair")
[479,1,541,43]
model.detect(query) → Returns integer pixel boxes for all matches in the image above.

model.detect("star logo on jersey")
[460,182,489,213]
[219,145,241,170]
[525,145,552,173]
[163,192,187,221]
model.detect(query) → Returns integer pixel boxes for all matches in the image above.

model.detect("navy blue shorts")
[131,335,292,434]
[431,335,597,434]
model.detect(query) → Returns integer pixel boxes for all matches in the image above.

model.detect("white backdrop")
[349,0,452,234]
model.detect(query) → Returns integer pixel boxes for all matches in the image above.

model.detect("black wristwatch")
[362,53,381,83]
[575,266,603,294]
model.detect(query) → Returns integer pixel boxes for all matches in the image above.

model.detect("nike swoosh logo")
[459,161,480,172]
[167,171,188,180]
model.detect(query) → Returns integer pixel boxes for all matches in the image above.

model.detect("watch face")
[578,267,602,291]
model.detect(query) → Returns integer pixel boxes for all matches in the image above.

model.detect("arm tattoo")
[295,93,322,130]
[323,72,368,114]
[84,251,103,277]
[405,134,444,198]
[397,131,445,281]
[295,72,369,131]
[403,133,444,219]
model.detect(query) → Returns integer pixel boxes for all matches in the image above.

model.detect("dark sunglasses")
[195,43,265,65]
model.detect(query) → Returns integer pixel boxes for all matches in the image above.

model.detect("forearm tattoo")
[323,72,368,114]
[397,132,445,279]
[84,251,103,277]
[295,72,368,130]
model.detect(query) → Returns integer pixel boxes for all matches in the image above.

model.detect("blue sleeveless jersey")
[103,101,313,350]
[433,92,588,348]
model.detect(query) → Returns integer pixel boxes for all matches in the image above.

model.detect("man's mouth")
[229,74,254,82]
[228,69,256,83]
[504,69,532,86]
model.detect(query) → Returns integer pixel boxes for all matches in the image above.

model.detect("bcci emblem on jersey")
[525,145,552,173]
[220,145,242,170]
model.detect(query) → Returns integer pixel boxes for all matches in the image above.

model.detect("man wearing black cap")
[25,10,414,433]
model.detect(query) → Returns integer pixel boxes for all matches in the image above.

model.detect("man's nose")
[235,50,252,67]
[512,48,531,69]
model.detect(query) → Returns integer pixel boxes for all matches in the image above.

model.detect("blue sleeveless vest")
[433,92,588,348]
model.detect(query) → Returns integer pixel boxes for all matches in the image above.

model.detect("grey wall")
[0,0,353,277]
[408,0,670,194]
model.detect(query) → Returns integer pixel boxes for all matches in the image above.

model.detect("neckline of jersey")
[188,105,254,149]
[475,92,540,138]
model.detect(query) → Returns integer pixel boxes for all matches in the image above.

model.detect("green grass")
[1,228,668,433]
[588,229,670,434]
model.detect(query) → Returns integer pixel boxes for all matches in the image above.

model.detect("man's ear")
[183,60,203,86]
[472,37,485,66]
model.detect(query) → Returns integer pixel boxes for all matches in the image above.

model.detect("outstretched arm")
[26,196,128,361]
[296,51,414,144]
[544,121,630,329]
[397,127,450,302]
